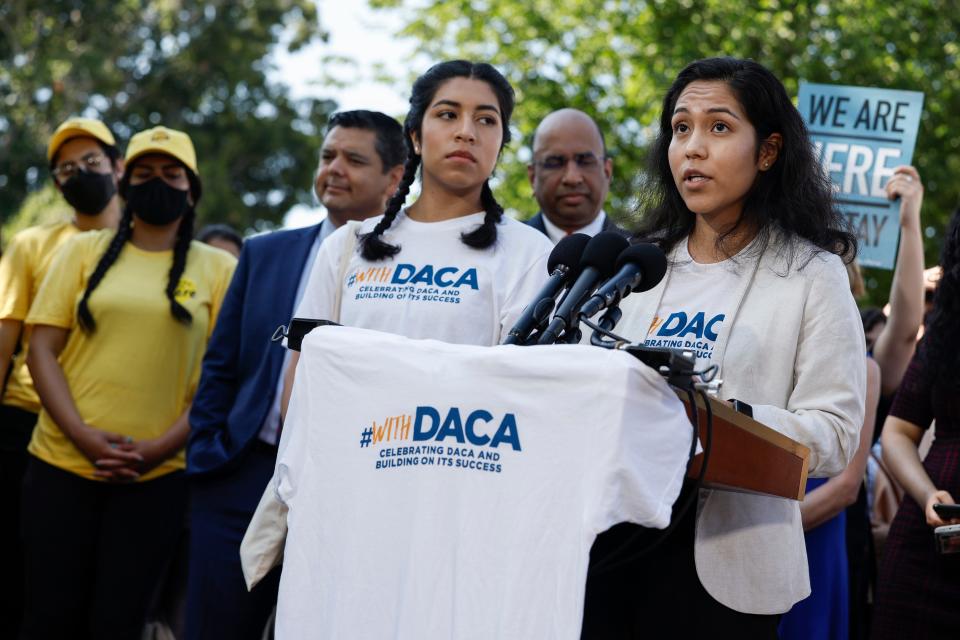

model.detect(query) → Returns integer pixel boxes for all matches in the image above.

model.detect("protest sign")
[798,82,924,269]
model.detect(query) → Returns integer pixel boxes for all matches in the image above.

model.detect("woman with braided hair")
[282,60,552,405]
[873,207,960,638]
[20,126,236,639]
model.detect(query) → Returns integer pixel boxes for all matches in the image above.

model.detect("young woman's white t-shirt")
[296,211,553,346]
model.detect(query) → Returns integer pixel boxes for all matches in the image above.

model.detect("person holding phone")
[873,208,960,639]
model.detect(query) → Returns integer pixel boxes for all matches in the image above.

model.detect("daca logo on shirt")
[649,311,724,341]
[347,264,479,290]
[358,406,521,474]
[412,406,521,450]
[646,311,725,361]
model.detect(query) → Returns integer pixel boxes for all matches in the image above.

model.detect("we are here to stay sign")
[798,82,924,269]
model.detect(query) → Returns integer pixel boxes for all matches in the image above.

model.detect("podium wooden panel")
[678,392,810,501]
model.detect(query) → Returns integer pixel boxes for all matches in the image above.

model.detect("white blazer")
[616,230,866,614]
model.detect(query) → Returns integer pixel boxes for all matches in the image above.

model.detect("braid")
[165,207,195,325]
[77,207,134,332]
[361,154,420,261]
[461,180,502,249]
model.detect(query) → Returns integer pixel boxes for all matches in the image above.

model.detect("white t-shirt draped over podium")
[273,325,694,639]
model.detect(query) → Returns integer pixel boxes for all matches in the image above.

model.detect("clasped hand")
[72,424,165,481]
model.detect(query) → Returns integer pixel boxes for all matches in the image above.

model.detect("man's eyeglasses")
[535,152,604,171]
[52,152,107,182]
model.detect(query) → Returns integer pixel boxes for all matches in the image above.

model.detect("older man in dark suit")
[185,110,404,640]
[526,109,629,242]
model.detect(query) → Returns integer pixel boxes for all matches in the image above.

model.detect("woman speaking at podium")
[581,58,867,637]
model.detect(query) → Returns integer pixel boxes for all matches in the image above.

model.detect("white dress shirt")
[541,209,607,244]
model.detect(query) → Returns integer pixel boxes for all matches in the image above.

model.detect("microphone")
[578,243,667,319]
[503,233,591,345]
[537,231,629,345]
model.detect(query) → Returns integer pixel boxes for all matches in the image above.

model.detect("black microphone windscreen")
[579,232,630,278]
[616,243,668,292]
[547,233,591,274]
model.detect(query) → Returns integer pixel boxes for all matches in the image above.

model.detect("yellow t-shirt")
[26,229,236,481]
[0,220,79,413]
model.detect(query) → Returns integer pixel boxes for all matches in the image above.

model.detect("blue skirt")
[779,477,849,640]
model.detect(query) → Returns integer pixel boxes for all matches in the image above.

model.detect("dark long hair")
[920,208,960,385]
[636,57,856,265]
[76,161,201,332]
[360,60,515,261]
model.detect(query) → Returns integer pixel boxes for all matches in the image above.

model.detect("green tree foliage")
[0,0,335,233]
[371,0,959,292]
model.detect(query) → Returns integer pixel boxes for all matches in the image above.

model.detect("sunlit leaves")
[372,0,960,301]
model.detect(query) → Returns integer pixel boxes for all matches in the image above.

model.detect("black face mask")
[60,170,117,215]
[126,177,190,226]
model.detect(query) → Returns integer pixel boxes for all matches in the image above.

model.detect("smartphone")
[935,524,960,554]
[933,503,960,520]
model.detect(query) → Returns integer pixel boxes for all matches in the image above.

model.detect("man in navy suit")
[185,110,405,640]
[526,109,630,241]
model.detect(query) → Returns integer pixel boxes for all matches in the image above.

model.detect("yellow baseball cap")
[47,117,117,162]
[125,126,199,175]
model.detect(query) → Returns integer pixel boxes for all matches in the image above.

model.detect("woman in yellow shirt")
[21,126,236,639]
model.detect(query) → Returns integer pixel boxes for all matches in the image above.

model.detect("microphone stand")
[588,307,623,349]
[581,307,697,390]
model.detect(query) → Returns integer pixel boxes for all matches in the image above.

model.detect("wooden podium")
[679,392,810,501]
